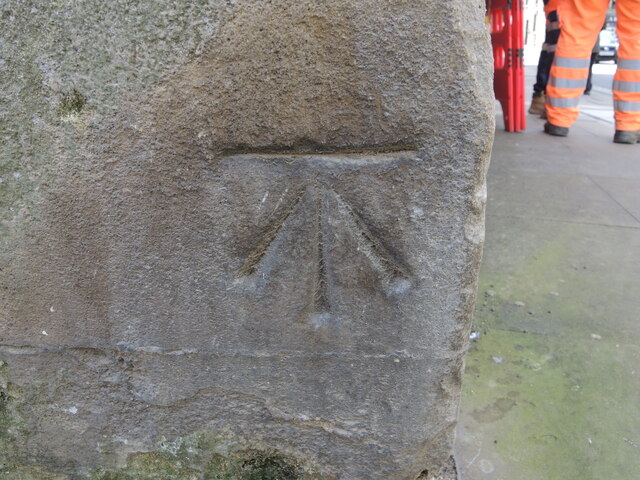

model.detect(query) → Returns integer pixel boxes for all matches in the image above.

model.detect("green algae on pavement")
[459,217,640,479]
[473,220,640,343]
[458,217,640,480]
[460,324,640,480]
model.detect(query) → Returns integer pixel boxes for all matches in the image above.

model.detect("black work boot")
[613,130,640,144]
[544,122,569,137]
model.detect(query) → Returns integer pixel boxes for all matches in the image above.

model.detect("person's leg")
[585,52,597,94]
[542,10,561,92]
[545,0,609,131]
[533,51,552,96]
[613,0,640,142]
[538,10,561,118]
[531,10,561,115]
[530,50,550,115]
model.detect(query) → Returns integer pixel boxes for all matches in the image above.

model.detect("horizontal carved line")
[221,145,418,158]
[0,344,423,360]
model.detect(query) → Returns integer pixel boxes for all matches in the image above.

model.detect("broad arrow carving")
[236,174,412,321]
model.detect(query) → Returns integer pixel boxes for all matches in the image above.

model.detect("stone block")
[0,1,493,478]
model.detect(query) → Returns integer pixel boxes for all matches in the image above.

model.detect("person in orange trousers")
[545,0,640,144]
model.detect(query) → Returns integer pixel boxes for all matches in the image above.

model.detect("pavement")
[454,65,640,480]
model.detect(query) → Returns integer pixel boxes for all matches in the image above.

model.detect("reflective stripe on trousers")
[618,58,640,70]
[613,80,640,93]
[548,95,581,108]
[614,57,640,130]
[553,57,590,69]
[546,55,590,127]
[614,100,640,111]
[549,76,587,89]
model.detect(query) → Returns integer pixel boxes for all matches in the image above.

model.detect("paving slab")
[457,67,640,480]
[487,171,640,227]
[589,177,640,223]
[473,215,640,343]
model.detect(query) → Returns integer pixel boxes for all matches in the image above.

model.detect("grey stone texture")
[0,1,493,479]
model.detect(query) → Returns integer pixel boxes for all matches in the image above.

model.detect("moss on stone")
[90,434,321,480]
[205,450,306,480]
[0,465,69,480]
[58,90,87,117]
[93,452,201,480]
[0,363,321,480]
[92,450,312,480]
[0,362,28,475]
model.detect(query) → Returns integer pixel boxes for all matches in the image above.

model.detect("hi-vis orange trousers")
[547,0,640,131]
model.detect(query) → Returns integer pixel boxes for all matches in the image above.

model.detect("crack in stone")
[118,384,379,445]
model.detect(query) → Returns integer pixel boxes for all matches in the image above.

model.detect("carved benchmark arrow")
[236,184,411,318]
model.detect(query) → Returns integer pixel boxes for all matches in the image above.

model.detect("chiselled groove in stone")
[0,344,419,359]
[313,190,330,314]
[223,150,418,167]
[236,187,306,278]
[221,144,418,157]
[331,191,412,296]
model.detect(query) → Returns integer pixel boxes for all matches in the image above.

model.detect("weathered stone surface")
[0,1,493,478]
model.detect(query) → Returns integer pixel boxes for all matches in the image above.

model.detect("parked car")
[596,29,618,63]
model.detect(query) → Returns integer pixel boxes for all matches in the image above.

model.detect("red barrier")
[488,0,526,132]
[513,0,526,131]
